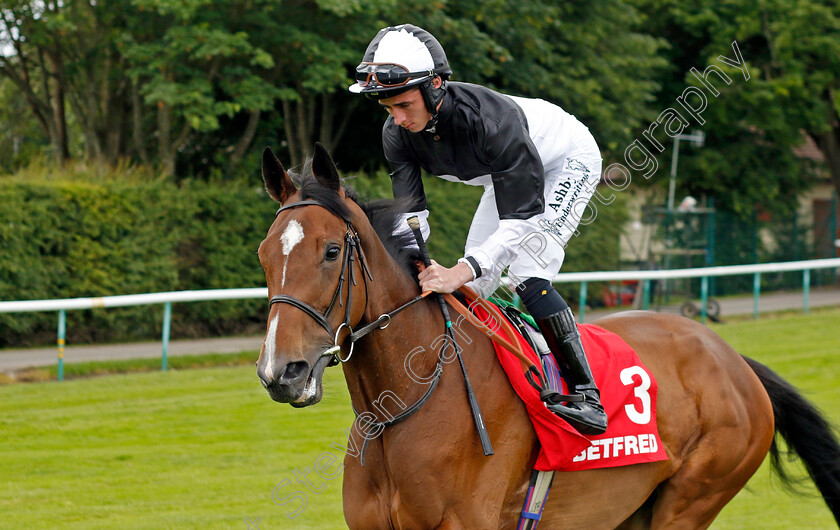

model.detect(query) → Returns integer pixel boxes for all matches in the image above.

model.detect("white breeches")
[466,149,603,298]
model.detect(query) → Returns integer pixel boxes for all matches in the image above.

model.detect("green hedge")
[0,169,626,347]
[0,176,275,347]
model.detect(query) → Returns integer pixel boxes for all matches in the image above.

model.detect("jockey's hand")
[418,259,475,294]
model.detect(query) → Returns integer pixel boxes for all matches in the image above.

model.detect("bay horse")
[256,144,840,529]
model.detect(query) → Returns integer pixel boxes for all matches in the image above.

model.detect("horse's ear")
[311,142,343,194]
[262,147,296,204]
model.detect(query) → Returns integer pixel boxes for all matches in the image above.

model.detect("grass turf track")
[1,308,838,529]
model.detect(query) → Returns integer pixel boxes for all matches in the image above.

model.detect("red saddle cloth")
[473,305,668,472]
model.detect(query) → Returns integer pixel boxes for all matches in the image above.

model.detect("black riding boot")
[535,307,608,435]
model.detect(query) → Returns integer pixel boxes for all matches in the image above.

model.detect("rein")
[441,289,556,395]
[442,287,583,404]
[267,199,565,466]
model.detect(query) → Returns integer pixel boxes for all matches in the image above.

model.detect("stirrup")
[539,387,585,405]
[545,400,608,435]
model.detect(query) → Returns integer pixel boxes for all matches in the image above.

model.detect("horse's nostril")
[280,360,309,384]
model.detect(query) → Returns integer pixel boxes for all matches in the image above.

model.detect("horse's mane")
[290,167,423,283]
[357,198,423,283]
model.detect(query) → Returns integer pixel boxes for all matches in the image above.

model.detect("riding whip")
[407,216,494,456]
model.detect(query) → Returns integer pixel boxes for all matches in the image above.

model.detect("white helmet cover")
[349,24,451,96]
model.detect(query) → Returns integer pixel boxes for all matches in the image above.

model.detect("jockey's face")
[378,87,431,133]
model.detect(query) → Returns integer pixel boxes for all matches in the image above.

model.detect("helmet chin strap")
[421,78,446,133]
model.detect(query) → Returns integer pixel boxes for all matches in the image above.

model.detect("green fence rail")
[1,259,839,380]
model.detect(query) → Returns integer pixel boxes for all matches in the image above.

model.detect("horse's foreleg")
[342,449,392,530]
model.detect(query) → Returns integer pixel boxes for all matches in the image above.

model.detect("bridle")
[268,200,427,365]
[266,198,489,466]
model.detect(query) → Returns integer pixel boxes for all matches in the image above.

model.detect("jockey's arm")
[383,99,548,294]
[384,125,432,242]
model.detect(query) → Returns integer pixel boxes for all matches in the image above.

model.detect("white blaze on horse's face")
[262,312,280,381]
[280,219,305,288]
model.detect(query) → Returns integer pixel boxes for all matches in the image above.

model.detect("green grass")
[2,351,258,384]
[1,309,838,528]
[0,366,355,529]
[710,308,840,529]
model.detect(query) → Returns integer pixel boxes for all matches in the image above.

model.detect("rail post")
[700,276,709,325]
[753,272,761,320]
[161,302,172,371]
[579,281,588,323]
[803,269,810,314]
[57,310,66,382]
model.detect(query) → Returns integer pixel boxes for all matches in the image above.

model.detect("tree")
[0,76,47,172]
[754,0,840,201]
[246,0,392,168]
[425,0,668,155]
[263,0,668,170]
[1,0,284,176]
[1,0,672,178]
[121,0,281,176]
[629,0,839,216]
[0,0,72,164]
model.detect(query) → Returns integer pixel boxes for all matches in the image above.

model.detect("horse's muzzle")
[258,358,308,400]
[258,354,331,406]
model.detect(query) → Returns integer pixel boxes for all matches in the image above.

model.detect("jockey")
[349,24,607,436]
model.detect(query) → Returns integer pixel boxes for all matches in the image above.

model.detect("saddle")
[496,304,570,390]
[451,291,667,466]
[449,294,668,528]
[447,291,581,406]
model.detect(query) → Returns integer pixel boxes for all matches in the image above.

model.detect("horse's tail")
[743,355,840,525]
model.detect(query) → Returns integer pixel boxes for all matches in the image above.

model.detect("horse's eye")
[325,245,341,261]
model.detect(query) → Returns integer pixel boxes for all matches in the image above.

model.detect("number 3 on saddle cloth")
[470,302,669,472]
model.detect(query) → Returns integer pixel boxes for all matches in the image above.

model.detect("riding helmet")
[349,24,450,120]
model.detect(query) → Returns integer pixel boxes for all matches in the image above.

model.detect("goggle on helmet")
[353,62,436,92]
